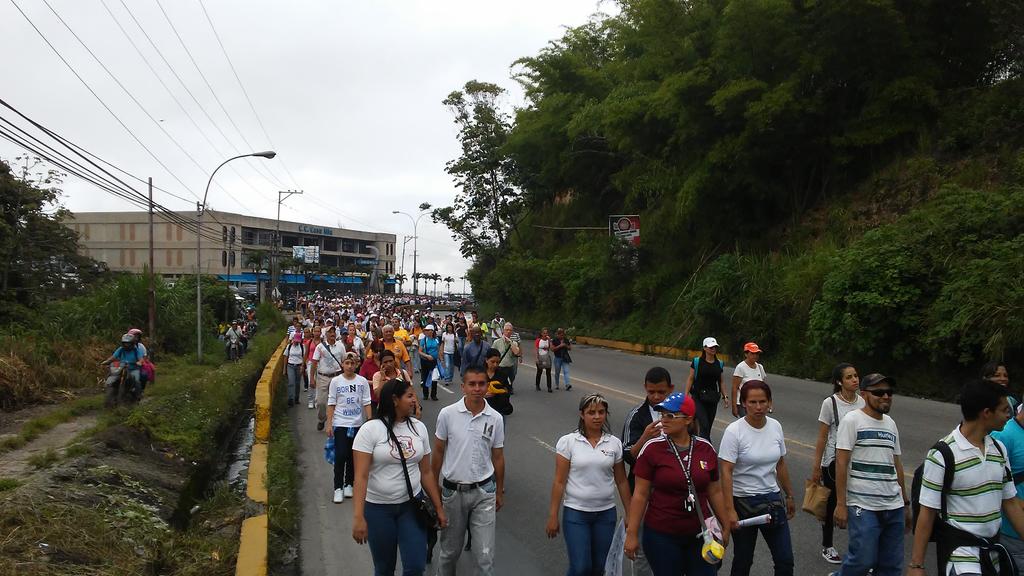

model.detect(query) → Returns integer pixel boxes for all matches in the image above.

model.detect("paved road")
[294,343,961,575]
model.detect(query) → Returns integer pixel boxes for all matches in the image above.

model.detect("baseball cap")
[425,324,436,331]
[743,342,763,354]
[653,392,696,417]
[859,373,895,391]
[702,337,719,348]
[325,318,335,324]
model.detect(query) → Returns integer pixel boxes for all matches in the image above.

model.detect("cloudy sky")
[1,0,611,284]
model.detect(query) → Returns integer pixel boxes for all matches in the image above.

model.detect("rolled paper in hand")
[736,513,772,528]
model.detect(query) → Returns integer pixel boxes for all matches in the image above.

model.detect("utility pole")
[273,190,302,303]
[196,201,203,362]
[224,227,234,322]
[148,178,155,350]
[399,235,413,293]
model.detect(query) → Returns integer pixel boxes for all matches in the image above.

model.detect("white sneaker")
[307,400,314,409]
[333,488,344,503]
[822,547,842,564]
[343,485,353,498]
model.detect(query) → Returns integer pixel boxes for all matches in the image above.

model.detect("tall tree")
[433,81,524,260]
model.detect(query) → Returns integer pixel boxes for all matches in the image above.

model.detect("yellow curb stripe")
[235,514,268,576]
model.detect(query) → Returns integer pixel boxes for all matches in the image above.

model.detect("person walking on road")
[351,378,447,576]
[305,331,322,409]
[552,328,573,391]
[326,352,372,503]
[983,362,1015,413]
[282,331,306,407]
[810,363,865,566]
[685,337,728,441]
[418,324,442,401]
[377,325,412,375]
[720,380,796,576]
[624,392,731,576]
[492,323,521,395]
[912,378,1024,576]
[547,393,631,576]
[535,327,553,392]
[989,381,1024,569]
[460,326,491,380]
[730,342,766,418]
[832,373,908,576]
[432,366,506,575]
[441,323,457,387]
[310,327,346,431]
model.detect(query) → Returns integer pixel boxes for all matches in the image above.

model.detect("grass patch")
[268,370,300,570]
[0,478,20,491]
[158,482,245,576]
[27,448,60,469]
[63,442,92,459]
[0,394,104,458]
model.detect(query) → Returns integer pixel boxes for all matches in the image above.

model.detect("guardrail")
[236,337,287,576]
[574,335,732,364]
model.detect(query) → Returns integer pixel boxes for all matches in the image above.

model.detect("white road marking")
[530,435,557,453]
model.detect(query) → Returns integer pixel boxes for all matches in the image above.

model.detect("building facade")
[64,211,397,291]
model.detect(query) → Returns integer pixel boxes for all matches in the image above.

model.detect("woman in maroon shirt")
[624,392,730,576]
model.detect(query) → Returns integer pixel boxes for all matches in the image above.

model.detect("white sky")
[1,0,612,284]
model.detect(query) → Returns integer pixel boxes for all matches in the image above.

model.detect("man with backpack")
[833,373,909,576]
[911,379,1024,576]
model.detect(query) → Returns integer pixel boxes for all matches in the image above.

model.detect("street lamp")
[392,209,429,295]
[196,151,276,363]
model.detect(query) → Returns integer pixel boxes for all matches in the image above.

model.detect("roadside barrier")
[236,337,287,576]
[574,335,732,364]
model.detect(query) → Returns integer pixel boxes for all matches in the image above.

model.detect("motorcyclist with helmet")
[101,333,144,401]
[225,320,244,360]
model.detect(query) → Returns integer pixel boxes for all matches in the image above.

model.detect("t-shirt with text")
[835,409,903,511]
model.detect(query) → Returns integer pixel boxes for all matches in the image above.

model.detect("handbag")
[802,478,830,522]
[386,422,439,529]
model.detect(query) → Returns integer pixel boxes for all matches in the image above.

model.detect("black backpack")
[910,440,955,542]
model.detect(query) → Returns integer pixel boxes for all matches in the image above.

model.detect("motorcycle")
[104,361,140,408]
[228,340,241,362]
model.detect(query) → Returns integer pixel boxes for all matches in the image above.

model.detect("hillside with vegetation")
[434,0,1024,397]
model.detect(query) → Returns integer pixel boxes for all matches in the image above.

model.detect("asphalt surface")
[294,343,961,575]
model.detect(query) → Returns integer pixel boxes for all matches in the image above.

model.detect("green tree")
[443,275,454,295]
[433,81,524,260]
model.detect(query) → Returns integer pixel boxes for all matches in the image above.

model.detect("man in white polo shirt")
[433,365,506,576]
[912,379,1024,576]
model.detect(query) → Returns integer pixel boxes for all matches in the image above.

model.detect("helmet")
[120,334,135,344]
[128,328,142,336]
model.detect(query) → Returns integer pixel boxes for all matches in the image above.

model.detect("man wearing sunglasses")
[832,373,909,576]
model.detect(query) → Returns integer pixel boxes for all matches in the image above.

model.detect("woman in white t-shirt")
[352,378,447,575]
[811,363,865,565]
[720,380,795,576]
[535,327,553,392]
[545,393,631,575]
[326,352,373,504]
[731,342,767,418]
[441,323,457,387]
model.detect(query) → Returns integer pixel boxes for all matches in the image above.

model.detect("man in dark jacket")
[621,366,675,487]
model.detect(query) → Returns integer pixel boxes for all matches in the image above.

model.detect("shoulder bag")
[385,421,439,529]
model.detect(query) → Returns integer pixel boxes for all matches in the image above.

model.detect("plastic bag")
[324,437,335,465]
[604,518,626,576]
[432,366,442,382]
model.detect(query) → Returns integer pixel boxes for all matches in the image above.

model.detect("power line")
[152,0,288,190]
[35,0,246,218]
[196,0,302,190]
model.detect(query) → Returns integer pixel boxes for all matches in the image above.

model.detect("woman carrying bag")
[810,363,864,565]
[351,379,447,575]
[720,380,795,576]
[624,392,730,576]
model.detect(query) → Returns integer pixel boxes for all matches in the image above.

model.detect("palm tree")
[443,276,454,296]
[412,272,422,295]
[431,273,441,297]
[243,250,269,273]
[395,273,407,294]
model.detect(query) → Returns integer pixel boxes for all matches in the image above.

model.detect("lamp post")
[272,190,302,304]
[197,151,276,363]
[392,209,429,295]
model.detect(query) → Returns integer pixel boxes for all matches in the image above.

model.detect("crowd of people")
[278,294,1019,576]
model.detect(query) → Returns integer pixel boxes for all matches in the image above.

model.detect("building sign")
[609,215,640,246]
[356,258,379,266]
[298,224,334,236]
[292,245,320,264]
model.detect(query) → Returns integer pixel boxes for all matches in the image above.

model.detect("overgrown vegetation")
[268,362,300,574]
[438,0,1024,396]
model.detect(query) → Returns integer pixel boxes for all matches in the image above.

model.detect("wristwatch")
[908,564,925,570]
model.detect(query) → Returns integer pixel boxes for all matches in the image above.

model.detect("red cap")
[743,342,763,354]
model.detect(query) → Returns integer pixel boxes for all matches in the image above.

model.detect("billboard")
[609,215,640,246]
[291,245,320,264]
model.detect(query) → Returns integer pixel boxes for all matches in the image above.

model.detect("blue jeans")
[286,363,302,403]
[442,353,453,382]
[562,506,616,576]
[642,525,716,576]
[554,357,571,388]
[364,500,427,576]
[730,492,793,576]
[839,506,904,576]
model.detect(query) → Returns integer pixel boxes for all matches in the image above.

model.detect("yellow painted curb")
[247,443,268,504]
[255,339,288,442]
[235,514,268,576]
[575,336,732,363]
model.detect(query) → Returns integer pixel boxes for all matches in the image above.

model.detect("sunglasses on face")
[867,388,895,397]
[660,412,690,420]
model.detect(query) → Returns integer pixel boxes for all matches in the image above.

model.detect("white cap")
[702,337,719,348]
[425,324,436,331]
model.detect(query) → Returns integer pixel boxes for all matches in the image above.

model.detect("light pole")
[399,235,413,293]
[272,190,302,304]
[197,151,276,363]
[392,209,429,295]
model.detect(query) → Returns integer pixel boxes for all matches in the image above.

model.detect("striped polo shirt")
[919,426,1016,575]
